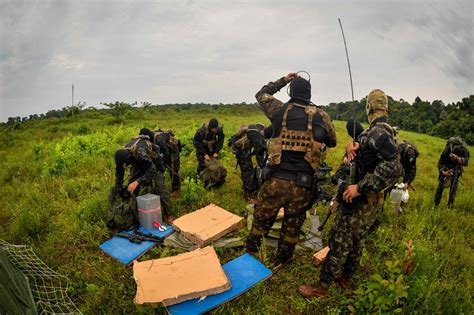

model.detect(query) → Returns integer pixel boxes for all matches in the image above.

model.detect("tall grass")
[0,106,472,314]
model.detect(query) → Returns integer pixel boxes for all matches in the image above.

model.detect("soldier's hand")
[204,154,210,161]
[213,153,219,158]
[442,170,451,177]
[127,180,139,193]
[284,72,297,83]
[403,183,409,191]
[345,142,360,161]
[343,184,361,203]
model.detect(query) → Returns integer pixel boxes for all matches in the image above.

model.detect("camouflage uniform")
[229,124,267,198]
[246,75,337,263]
[319,92,402,288]
[398,140,419,186]
[193,123,225,174]
[434,137,469,207]
[115,137,172,218]
[154,129,183,192]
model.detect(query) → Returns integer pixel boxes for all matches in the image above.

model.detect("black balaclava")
[289,77,311,103]
[208,118,219,129]
[115,149,132,166]
[139,128,155,142]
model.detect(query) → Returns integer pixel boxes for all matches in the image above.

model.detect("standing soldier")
[114,135,173,224]
[398,140,419,190]
[246,72,337,264]
[193,118,225,174]
[228,123,267,202]
[434,136,469,207]
[140,128,183,197]
[299,89,402,297]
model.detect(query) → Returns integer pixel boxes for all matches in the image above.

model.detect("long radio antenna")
[338,18,356,140]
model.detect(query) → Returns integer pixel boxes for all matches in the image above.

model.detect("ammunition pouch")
[267,137,282,166]
[296,173,313,189]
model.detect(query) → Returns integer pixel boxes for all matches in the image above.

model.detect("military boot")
[298,285,328,298]
[336,274,351,289]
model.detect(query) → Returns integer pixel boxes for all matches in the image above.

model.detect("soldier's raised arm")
[255,73,297,120]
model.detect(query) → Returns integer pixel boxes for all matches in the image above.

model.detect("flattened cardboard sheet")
[133,246,230,307]
[168,253,272,315]
[172,204,244,247]
[99,225,174,265]
[313,246,330,265]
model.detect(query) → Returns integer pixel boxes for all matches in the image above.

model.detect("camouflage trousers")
[165,151,181,192]
[235,148,258,196]
[319,192,383,287]
[246,177,312,262]
[136,172,172,217]
[434,175,459,208]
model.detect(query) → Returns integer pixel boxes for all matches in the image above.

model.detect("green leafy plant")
[348,243,413,314]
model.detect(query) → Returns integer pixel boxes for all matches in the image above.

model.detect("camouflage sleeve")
[460,148,470,166]
[135,147,156,185]
[403,160,416,184]
[115,166,125,188]
[357,127,402,194]
[319,109,337,148]
[255,77,287,119]
[437,148,449,172]
[193,127,206,156]
[215,127,224,153]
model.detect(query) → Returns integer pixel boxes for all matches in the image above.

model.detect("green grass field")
[0,105,472,314]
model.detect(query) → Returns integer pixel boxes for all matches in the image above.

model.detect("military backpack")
[106,188,138,231]
[199,158,227,188]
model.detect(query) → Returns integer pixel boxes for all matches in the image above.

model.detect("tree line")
[324,95,474,144]
[3,96,473,144]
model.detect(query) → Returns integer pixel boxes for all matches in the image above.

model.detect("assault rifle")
[113,230,164,244]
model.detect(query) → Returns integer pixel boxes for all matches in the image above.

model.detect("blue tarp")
[168,253,272,315]
[99,225,174,265]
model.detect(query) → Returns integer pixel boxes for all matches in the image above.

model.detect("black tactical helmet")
[208,118,219,129]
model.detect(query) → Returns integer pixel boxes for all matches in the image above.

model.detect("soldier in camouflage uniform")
[140,128,183,196]
[114,135,173,224]
[434,136,469,207]
[193,118,225,174]
[228,123,267,202]
[299,89,402,297]
[246,73,337,264]
[398,140,419,190]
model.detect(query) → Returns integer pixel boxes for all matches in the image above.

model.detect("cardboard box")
[172,204,244,247]
[313,246,330,265]
[133,246,230,307]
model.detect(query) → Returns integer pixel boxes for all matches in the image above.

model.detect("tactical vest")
[358,122,396,175]
[124,135,158,160]
[155,129,179,148]
[267,103,327,170]
[201,123,219,152]
[233,124,265,150]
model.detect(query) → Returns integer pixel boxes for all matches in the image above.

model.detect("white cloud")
[0,0,472,121]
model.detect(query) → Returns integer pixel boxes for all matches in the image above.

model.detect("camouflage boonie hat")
[366,89,388,115]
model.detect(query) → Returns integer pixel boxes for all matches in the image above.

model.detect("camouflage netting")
[0,239,81,314]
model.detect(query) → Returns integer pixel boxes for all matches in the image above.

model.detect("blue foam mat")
[168,253,272,315]
[99,225,174,265]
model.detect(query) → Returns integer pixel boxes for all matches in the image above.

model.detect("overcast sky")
[0,0,472,121]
